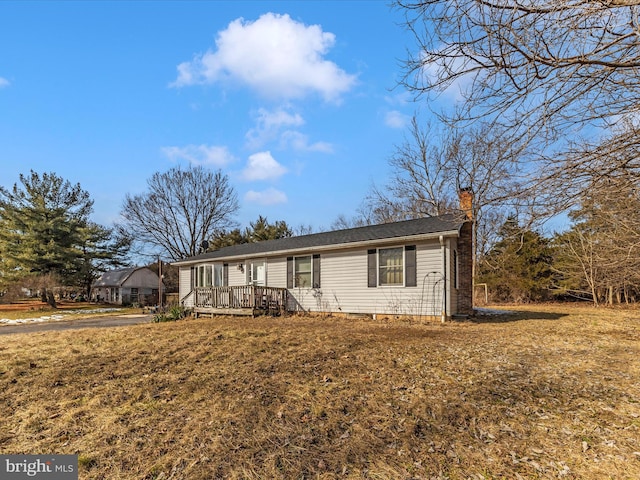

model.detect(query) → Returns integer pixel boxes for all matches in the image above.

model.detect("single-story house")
[91,266,163,306]
[173,213,473,320]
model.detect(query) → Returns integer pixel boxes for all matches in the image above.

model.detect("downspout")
[439,235,447,323]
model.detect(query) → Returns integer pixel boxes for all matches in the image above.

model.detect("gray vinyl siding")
[267,257,287,287]
[179,267,193,307]
[285,241,444,316]
[416,243,445,317]
[178,238,453,317]
[228,263,246,286]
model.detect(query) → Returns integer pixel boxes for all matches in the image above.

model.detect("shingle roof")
[92,267,139,287]
[174,214,465,265]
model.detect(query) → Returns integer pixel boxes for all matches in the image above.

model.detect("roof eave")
[172,228,461,267]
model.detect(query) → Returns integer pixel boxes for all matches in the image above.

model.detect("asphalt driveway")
[0,314,153,335]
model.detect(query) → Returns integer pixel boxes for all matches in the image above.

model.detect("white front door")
[250,261,266,286]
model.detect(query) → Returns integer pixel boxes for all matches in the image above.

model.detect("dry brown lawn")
[0,304,638,479]
[0,301,140,321]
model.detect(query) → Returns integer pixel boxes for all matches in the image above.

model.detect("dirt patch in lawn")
[0,300,93,312]
[0,305,638,479]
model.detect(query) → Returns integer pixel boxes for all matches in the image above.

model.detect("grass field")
[0,304,638,479]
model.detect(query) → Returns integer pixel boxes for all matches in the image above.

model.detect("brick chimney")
[458,187,473,220]
[457,188,474,315]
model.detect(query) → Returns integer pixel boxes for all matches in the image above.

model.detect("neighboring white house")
[173,214,473,320]
[91,267,162,306]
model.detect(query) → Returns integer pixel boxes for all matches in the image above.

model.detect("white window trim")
[249,260,266,286]
[196,263,224,287]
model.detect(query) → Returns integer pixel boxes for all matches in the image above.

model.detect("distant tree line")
[0,167,296,307]
[0,171,130,307]
[476,173,640,306]
[209,215,293,250]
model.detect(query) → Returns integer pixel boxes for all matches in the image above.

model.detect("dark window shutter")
[223,263,229,287]
[286,257,293,288]
[313,254,321,288]
[367,249,377,287]
[190,266,195,289]
[405,245,416,287]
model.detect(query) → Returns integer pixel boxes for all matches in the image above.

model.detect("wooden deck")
[185,286,289,317]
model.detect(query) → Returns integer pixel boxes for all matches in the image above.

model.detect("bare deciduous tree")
[364,117,524,255]
[329,213,371,231]
[395,0,640,217]
[118,165,239,261]
[537,120,640,212]
[396,1,640,138]
[373,116,457,220]
[359,117,529,307]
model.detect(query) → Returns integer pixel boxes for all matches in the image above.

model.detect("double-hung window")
[287,255,320,288]
[368,245,416,287]
[294,256,312,288]
[378,247,404,286]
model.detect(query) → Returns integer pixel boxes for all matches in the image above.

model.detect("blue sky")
[0,1,436,232]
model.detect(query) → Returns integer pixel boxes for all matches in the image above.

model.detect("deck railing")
[191,285,288,312]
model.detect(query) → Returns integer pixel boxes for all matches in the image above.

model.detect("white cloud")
[384,91,412,107]
[245,107,333,152]
[161,144,235,167]
[242,151,287,181]
[279,130,333,153]
[171,12,357,102]
[385,110,410,129]
[0,77,10,88]
[246,107,305,148]
[245,188,288,205]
